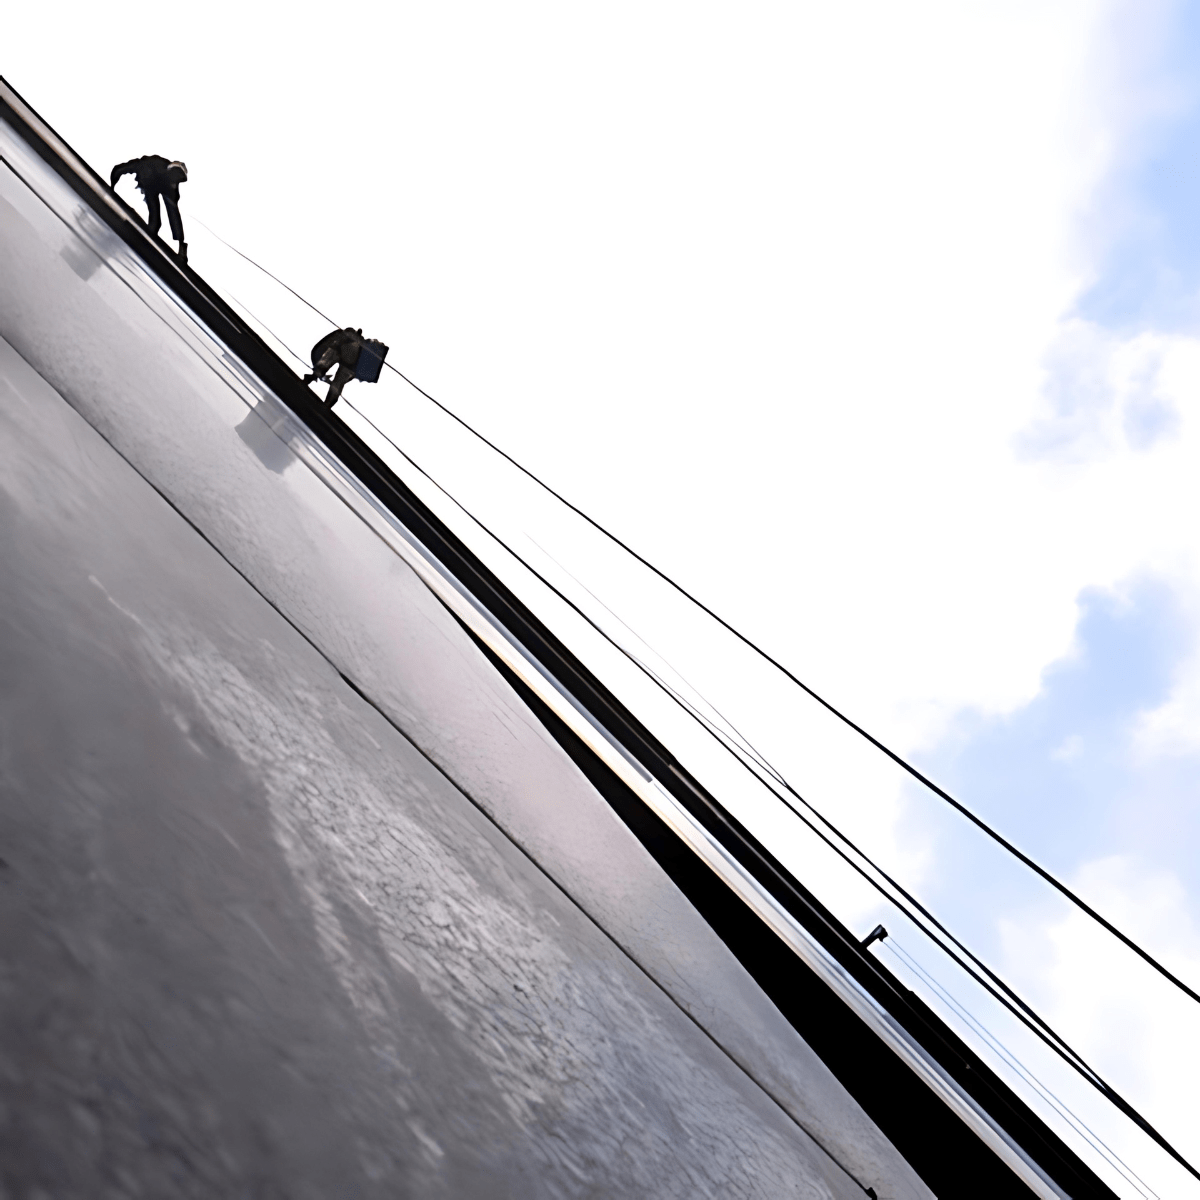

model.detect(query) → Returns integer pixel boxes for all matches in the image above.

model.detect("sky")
[6,1,1200,1193]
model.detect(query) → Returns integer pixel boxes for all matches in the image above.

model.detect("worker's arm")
[109,160,138,187]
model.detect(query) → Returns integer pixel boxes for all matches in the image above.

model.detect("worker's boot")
[177,241,188,264]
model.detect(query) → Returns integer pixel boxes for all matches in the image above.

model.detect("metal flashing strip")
[0,102,1071,1200]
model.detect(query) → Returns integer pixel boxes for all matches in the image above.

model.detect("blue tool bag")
[355,339,389,383]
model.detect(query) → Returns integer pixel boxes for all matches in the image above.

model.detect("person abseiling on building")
[109,155,189,262]
[302,327,389,409]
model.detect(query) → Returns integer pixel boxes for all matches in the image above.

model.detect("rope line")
[198,221,1200,1013]
[884,940,1158,1200]
[332,393,1198,1182]
[207,260,1198,1179]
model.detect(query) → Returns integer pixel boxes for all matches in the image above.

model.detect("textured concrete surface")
[0,330,868,1199]
[0,112,931,1199]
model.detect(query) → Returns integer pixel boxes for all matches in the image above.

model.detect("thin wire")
[884,940,1158,1200]
[331,390,1200,1181]
[170,241,1199,1191]
[191,217,340,327]
[225,292,312,369]
[199,222,1200,1015]
[379,350,1200,1014]
[523,535,775,771]
[212,266,1178,1112]
[523,550,1104,1071]
[587,628,1113,1086]
[225,284,1069,1072]
[516,536,1106,1079]
[333,402,1172,1145]
[197,232,1200,1176]
[204,255,1197,1174]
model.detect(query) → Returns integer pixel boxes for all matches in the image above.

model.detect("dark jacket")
[310,328,363,371]
[110,155,187,199]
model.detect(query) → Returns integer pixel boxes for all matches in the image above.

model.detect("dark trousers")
[144,190,185,242]
[324,364,356,408]
[311,344,358,408]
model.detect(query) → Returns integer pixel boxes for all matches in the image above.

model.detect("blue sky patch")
[1077,5,1200,333]
[914,578,1197,951]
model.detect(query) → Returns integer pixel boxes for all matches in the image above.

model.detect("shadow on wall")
[236,398,298,475]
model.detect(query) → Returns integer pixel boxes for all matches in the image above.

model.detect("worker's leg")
[303,346,339,386]
[143,190,162,237]
[163,194,185,243]
[162,194,187,261]
[325,364,355,408]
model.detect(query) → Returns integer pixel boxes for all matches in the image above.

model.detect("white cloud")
[999,856,1200,1197]
[1051,733,1086,762]
[1021,321,1182,462]
[1134,671,1200,759]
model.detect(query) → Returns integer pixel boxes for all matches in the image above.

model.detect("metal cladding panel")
[0,115,932,1198]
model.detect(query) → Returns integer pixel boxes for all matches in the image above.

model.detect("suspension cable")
[330,390,1198,1181]
[196,218,1200,1014]
[216,270,1199,1179]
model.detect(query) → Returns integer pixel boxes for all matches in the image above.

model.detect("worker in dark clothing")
[110,155,189,262]
[303,328,364,408]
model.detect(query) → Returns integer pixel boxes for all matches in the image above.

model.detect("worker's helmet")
[167,161,188,183]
